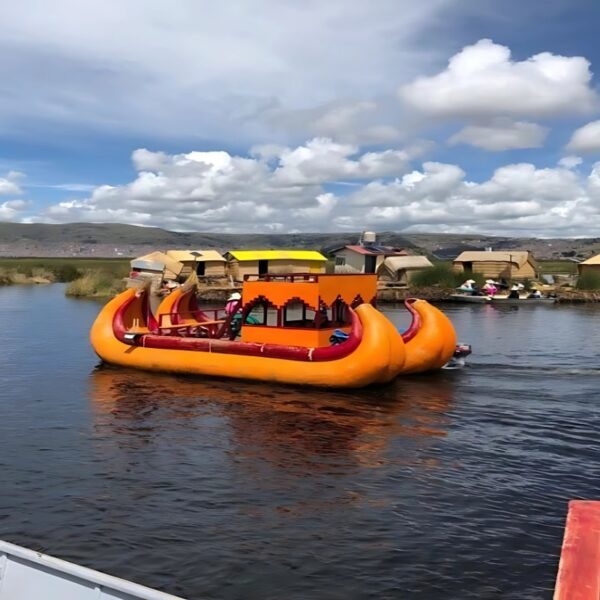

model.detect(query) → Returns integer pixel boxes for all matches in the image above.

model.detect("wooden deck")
[554,500,600,600]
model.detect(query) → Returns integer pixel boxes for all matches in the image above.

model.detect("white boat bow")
[0,540,185,600]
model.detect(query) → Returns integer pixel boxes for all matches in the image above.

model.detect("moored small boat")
[450,294,491,304]
[0,539,184,599]
[490,295,556,305]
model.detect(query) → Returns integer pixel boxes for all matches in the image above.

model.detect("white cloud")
[267,99,406,145]
[558,156,583,169]
[567,120,600,153]
[0,199,26,220]
[272,138,418,185]
[31,141,600,237]
[36,140,419,232]
[343,161,595,236]
[49,183,97,192]
[449,119,548,151]
[0,171,23,195]
[0,0,455,142]
[400,39,597,119]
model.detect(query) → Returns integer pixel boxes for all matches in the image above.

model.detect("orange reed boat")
[90,273,458,388]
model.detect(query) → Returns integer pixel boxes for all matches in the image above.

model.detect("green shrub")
[0,268,13,285]
[52,264,81,282]
[411,264,483,289]
[66,270,125,297]
[576,272,600,290]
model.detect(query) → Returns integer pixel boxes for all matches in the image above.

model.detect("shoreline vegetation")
[0,257,130,297]
[0,256,599,302]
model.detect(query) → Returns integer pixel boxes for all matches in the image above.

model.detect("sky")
[2,0,600,236]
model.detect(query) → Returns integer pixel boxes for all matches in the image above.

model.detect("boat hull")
[0,539,183,599]
[450,294,491,303]
[90,289,406,388]
[490,296,556,305]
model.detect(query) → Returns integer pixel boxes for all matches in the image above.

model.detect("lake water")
[1,284,600,599]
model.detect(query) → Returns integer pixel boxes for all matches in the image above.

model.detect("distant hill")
[0,221,598,260]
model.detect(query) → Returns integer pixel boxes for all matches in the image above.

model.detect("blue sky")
[2,0,600,235]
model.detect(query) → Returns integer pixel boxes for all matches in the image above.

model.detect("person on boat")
[482,280,498,296]
[508,284,520,299]
[527,288,542,299]
[158,279,178,296]
[225,292,242,316]
[225,292,243,339]
[458,279,476,294]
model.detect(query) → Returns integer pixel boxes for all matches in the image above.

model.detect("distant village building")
[166,250,227,278]
[130,251,184,281]
[379,255,434,284]
[577,254,600,276]
[329,232,407,274]
[453,251,538,281]
[225,250,327,281]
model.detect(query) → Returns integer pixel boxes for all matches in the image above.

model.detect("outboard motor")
[443,343,472,369]
[454,343,472,359]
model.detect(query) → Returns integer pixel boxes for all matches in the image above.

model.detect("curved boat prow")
[90,288,144,355]
[399,299,458,374]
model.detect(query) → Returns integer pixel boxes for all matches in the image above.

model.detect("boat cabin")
[239,273,377,348]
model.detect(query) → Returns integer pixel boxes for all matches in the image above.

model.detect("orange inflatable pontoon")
[90,273,459,387]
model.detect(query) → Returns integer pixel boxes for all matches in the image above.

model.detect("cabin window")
[335,256,346,266]
[245,298,279,326]
[282,301,340,329]
[283,300,307,327]
[196,262,206,276]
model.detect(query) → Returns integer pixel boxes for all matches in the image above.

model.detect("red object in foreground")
[554,500,600,600]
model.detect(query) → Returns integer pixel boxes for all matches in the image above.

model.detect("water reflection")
[8,285,599,598]
[89,366,458,470]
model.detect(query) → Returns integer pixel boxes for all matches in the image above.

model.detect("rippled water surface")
[1,284,600,599]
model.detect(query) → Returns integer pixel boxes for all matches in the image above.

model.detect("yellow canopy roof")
[227,250,327,262]
[166,249,226,262]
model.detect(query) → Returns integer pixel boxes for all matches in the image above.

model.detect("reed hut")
[577,254,600,274]
[166,250,226,278]
[379,255,434,284]
[453,251,538,281]
[130,251,184,281]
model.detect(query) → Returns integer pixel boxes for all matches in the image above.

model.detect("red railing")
[157,309,229,338]
[242,272,376,283]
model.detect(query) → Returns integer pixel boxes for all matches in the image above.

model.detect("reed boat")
[90,273,459,387]
[0,539,183,599]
